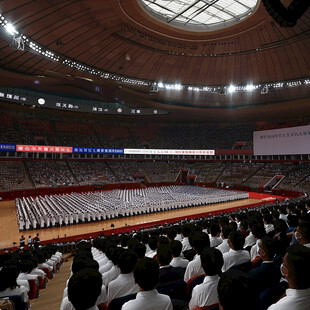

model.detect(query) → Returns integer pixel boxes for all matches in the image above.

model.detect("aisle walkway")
[30,255,73,310]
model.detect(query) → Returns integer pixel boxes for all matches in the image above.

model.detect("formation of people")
[15,186,248,231]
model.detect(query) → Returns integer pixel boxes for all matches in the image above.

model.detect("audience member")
[189,247,223,309]
[218,269,259,310]
[268,243,310,310]
[107,250,139,305]
[222,231,250,272]
[121,257,173,310]
[68,268,102,310]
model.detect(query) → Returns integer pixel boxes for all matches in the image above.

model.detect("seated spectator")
[216,225,231,254]
[244,217,257,249]
[295,216,310,248]
[157,244,184,285]
[181,225,193,253]
[218,269,259,310]
[268,243,310,310]
[170,240,189,268]
[184,232,210,282]
[0,265,29,305]
[273,219,291,256]
[250,224,266,261]
[68,268,102,310]
[121,257,173,310]
[133,243,146,260]
[189,247,223,310]
[167,228,177,242]
[248,236,281,293]
[99,245,115,274]
[102,247,123,287]
[209,223,223,247]
[145,237,158,258]
[17,260,39,287]
[222,231,250,272]
[107,250,139,305]
[263,213,275,237]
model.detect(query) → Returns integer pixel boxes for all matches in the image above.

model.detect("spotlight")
[5,23,18,35]
[228,85,236,93]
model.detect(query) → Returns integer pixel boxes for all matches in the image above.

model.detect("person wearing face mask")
[248,236,281,293]
[295,217,310,248]
[268,243,310,310]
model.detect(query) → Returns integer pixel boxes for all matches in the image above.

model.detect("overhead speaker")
[262,0,310,27]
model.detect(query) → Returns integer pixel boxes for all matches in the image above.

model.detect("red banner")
[16,145,72,153]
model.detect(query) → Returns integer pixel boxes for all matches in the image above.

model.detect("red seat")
[39,276,48,289]
[41,267,52,279]
[193,303,219,310]
[27,279,39,300]
[186,274,204,296]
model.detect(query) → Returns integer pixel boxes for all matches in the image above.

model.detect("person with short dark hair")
[133,243,146,259]
[146,237,158,258]
[68,268,102,310]
[216,225,231,254]
[121,257,172,310]
[157,244,184,285]
[107,250,139,305]
[296,217,310,248]
[170,240,189,268]
[250,224,266,261]
[0,265,29,304]
[189,248,223,310]
[181,225,193,252]
[102,247,123,287]
[222,231,250,272]
[184,232,210,282]
[209,223,223,247]
[268,243,310,310]
[218,269,259,310]
[248,236,281,293]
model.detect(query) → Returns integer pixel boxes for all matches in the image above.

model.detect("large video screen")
[253,125,310,155]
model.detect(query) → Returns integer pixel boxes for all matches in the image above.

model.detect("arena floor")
[0,198,262,249]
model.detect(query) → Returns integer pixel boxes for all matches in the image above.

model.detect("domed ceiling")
[0,0,309,121]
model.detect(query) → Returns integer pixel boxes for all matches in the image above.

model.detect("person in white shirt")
[145,237,158,259]
[0,265,30,305]
[17,260,39,287]
[268,243,310,310]
[189,247,223,309]
[184,232,210,282]
[244,218,257,249]
[170,240,189,268]
[216,225,231,254]
[101,247,122,287]
[218,269,259,310]
[68,268,102,310]
[121,257,173,310]
[107,250,139,305]
[209,223,223,248]
[181,225,193,253]
[263,213,275,236]
[222,231,250,272]
[250,224,266,261]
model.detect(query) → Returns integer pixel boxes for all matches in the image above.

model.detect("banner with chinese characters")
[16,145,72,153]
[124,149,215,155]
[72,147,124,154]
[254,125,310,155]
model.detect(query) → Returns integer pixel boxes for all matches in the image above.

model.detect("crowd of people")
[15,186,248,231]
[0,244,63,309]
[2,196,310,309]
